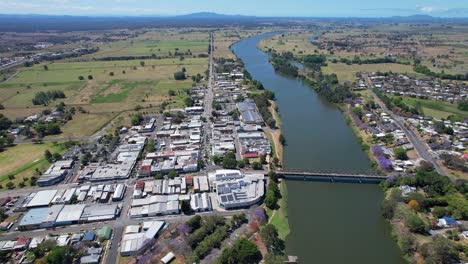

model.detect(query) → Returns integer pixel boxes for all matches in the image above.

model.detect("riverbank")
[265,100,284,166]
[265,180,290,240]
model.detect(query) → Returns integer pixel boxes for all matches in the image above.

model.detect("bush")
[406,214,427,234]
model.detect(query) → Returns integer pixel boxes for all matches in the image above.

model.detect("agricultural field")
[214,29,270,59]
[86,30,210,59]
[315,23,468,75]
[389,96,468,120]
[322,62,417,83]
[0,142,66,188]
[0,39,209,137]
[259,31,321,56]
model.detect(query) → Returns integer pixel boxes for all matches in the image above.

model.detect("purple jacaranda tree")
[428,142,439,150]
[442,141,451,149]
[252,208,266,224]
[372,145,384,157]
[378,156,392,171]
[343,98,353,104]
[177,223,191,236]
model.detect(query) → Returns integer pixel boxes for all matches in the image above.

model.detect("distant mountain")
[176,12,254,19]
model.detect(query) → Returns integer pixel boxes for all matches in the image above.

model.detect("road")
[363,74,446,175]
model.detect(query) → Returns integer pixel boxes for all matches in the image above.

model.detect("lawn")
[48,112,117,139]
[266,181,290,240]
[392,96,468,119]
[0,143,67,188]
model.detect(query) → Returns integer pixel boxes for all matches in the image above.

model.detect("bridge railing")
[275,168,386,177]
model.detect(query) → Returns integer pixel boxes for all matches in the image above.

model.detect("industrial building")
[18,204,63,230]
[120,221,165,256]
[24,190,58,208]
[209,170,265,210]
[37,160,74,187]
[236,99,264,125]
[190,193,212,212]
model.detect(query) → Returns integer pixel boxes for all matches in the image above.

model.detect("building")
[190,193,212,212]
[209,170,265,210]
[37,160,74,187]
[112,184,126,201]
[26,190,58,208]
[237,100,264,125]
[55,204,86,225]
[120,221,164,256]
[18,205,63,230]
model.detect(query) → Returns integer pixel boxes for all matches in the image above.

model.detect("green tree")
[421,237,459,264]
[394,147,408,160]
[252,162,262,170]
[181,200,192,215]
[174,71,186,80]
[131,113,143,126]
[44,150,52,162]
[406,214,427,234]
[218,238,262,264]
[146,139,155,152]
[222,152,237,169]
[352,107,363,118]
[167,170,178,179]
[260,224,284,254]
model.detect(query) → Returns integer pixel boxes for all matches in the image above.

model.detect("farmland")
[389,96,468,120]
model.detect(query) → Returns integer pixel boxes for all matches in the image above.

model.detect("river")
[231,33,404,264]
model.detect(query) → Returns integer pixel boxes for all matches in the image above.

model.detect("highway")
[363,74,446,176]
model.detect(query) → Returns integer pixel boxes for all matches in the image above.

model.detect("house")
[437,216,458,228]
[398,185,416,196]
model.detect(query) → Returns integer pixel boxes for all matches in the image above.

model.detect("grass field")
[0,143,67,188]
[322,62,418,83]
[0,57,207,130]
[259,31,320,56]
[87,30,209,58]
[390,96,468,119]
[266,181,290,240]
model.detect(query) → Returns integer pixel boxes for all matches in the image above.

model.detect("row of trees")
[414,64,468,81]
[32,90,66,106]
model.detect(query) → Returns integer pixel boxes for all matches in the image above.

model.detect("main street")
[363,74,446,176]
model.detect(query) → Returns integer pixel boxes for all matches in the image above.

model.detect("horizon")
[0,0,467,18]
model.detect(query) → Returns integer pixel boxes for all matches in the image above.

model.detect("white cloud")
[418,6,447,13]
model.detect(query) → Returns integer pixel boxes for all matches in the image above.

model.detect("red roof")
[0,197,10,207]
[243,152,259,159]
[135,181,145,190]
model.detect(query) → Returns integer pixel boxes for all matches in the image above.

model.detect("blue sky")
[0,0,467,17]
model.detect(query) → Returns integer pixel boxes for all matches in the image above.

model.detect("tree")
[186,215,202,232]
[44,150,52,162]
[87,75,93,80]
[167,170,178,179]
[140,61,145,67]
[260,224,284,254]
[218,238,262,264]
[432,207,447,219]
[131,113,143,126]
[168,90,176,96]
[43,65,48,71]
[52,152,62,161]
[407,200,420,212]
[406,214,427,234]
[381,199,396,219]
[352,107,363,118]
[5,182,14,189]
[181,200,192,215]
[78,76,84,80]
[222,152,237,169]
[146,139,155,152]
[265,191,278,209]
[279,134,286,145]
[174,71,186,80]
[252,162,262,170]
[109,72,114,76]
[394,147,408,160]
[421,237,459,264]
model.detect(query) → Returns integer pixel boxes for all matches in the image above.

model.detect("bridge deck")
[276,170,388,179]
